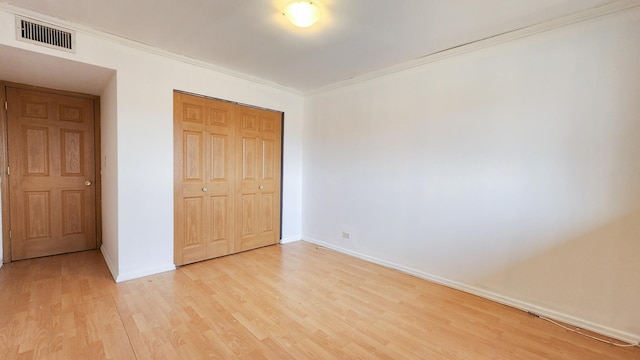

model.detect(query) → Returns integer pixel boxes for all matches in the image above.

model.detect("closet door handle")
[202,187,208,192]
[259,185,264,190]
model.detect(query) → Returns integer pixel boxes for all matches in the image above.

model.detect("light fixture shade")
[284,1,320,28]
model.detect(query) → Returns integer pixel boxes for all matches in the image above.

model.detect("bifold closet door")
[174,92,282,266]
[235,105,282,252]
[174,93,236,266]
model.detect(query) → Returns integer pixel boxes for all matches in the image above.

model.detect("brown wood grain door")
[174,93,236,265]
[7,87,97,260]
[174,92,282,265]
[235,105,282,252]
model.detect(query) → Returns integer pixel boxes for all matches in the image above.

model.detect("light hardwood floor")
[0,241,637,359]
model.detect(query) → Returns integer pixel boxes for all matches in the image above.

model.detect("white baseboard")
[302,236,640,346]
[280,236,301,244]
[100,245,176,283]
[99,245,118,281]
[115,264,176,283]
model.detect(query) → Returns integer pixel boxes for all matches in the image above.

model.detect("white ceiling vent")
[16,16,75,53]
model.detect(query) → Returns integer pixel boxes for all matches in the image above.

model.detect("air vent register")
[16,16,75,53]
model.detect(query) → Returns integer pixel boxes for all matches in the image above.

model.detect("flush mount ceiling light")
[283,1,320,28]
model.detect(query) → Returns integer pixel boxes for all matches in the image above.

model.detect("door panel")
[25,191,51,239]
[61,130,84,176]
[174,93,236,265]
[7,87,96,260]
[235,106,282,252]
[183,131,204,181]
[61,190,84,235]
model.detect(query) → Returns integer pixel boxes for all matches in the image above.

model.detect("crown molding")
[0,2,303,96]
[305,0,640,96]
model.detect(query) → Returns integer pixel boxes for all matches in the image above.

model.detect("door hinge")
[9,230,11,239]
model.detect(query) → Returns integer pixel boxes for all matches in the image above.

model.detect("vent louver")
[16,16,75,52]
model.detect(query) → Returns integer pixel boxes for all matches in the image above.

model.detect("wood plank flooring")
[0,241,638,359]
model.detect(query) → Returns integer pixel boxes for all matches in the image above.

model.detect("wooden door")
[235,105,282,252]
[174,93,236,265]
[174,92,282,265]
[7,87,97,260]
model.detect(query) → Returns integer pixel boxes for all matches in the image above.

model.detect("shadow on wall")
[477,207,640,335]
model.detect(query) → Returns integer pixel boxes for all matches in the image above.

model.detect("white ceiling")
[2,0,618,92]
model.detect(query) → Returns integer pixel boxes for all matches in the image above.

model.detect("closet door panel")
[235,106,282,252]
[174,94,235,265]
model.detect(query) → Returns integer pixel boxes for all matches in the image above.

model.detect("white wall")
[0,6,304,281]
[303,8,640,342]
[99,73,119,276]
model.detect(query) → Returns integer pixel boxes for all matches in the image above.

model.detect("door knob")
[84,180,92,186]
[202,187,208,192]
[259,185,264,190]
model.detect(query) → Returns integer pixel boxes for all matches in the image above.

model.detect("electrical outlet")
[342,232,350,239]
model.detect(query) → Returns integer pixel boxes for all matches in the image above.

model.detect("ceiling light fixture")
[283,1,320,28]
